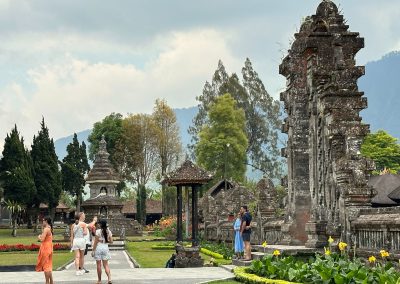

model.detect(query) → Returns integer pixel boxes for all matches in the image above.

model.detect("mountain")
[54,51,400,161]
[360,51,400,139]
[54,107,198,161]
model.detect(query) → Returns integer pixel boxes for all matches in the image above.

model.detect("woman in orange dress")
[36,216,54,284]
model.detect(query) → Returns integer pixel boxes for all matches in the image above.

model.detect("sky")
[1,0,400,149]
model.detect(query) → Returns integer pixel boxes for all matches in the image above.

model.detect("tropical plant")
[4,200,24,237]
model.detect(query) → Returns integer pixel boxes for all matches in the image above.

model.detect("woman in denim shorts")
[91,220,113,284]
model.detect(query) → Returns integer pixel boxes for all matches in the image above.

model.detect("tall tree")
[31,118,62,219]
[189,59,283,178]
[88,113,124,168]
[361,130,400,174]
[115,114,160,225]
[0,125,36,208]
[60,133,90,212]
[195,93,248,181]
[152,99,182,215]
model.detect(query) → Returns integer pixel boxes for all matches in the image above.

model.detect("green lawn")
[0,251,73,269]
[125,241,232,268]
[204,281,240,284]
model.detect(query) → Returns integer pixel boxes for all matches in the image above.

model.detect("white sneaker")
[76,270,84,276]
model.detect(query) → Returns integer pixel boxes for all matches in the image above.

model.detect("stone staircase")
[232,244,318,266]
[87,240,125,251]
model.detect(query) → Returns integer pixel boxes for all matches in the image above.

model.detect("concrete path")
[66,250,135,272]
[0,267,234,283]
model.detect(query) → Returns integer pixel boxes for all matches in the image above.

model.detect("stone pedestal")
[305,220,328,248]
[175,244,204,268]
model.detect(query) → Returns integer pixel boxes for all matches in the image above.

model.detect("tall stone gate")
[280,0,374,247]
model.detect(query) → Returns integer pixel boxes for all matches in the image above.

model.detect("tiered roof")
[162,160,213,186]
[86,136,120,183]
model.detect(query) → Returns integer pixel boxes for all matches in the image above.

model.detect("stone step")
[253,244,317,256]
[251,251,266,260]
[232,259,252,267]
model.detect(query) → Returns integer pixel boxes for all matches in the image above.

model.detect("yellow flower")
[328,236,334,244]
[324,247,331,256]
[380,250,389,258]
[262,241,268,248]
[273,250,280,256]
[338,242,347,251]
[368,256,376,263]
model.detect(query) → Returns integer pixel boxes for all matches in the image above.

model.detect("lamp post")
[224,143,230,191]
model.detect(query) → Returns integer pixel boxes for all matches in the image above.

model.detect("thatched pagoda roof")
[121,199,162,214]
[162,160,213,186]
[369,174,400,206]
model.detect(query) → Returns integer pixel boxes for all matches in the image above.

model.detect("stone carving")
[279,0,374,247]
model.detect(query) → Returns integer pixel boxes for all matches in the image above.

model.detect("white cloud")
[0,28,241,149]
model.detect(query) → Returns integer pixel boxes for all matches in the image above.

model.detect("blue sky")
[0,0,399,148]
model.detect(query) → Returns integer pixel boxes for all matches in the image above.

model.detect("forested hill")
[359,51,400,140]
[54,51,400,160]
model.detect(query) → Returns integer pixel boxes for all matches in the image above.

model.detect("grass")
[125,240,232,268]
[0,251,73,269]
[126,235,166,242]
[204,281,240,284]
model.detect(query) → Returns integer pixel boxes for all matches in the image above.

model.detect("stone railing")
[352,207,400,253]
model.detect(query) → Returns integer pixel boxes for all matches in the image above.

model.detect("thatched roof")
[121,199,162,214]
[162,160,213,186]
[369,174,400,206]
[39,202,70,210]
[388,185,400,203]
[205,179,234,198]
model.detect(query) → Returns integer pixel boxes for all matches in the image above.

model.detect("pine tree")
[190,59,283,179]
[61,133,90,212]
[31,118,62,218]
[0,125,36,206]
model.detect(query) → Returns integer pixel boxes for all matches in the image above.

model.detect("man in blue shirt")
[240,205,252,261]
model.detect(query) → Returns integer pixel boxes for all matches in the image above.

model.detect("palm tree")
[5,200,24,237]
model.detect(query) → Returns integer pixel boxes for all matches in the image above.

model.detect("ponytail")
[44,216,53,235]
[99,219,109,243]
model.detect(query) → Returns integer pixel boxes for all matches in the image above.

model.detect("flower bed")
[247,238,400,283]
[0,243,69,252]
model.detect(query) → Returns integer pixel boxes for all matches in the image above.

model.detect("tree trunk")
[76,194,81,214]
[12,214,17,237]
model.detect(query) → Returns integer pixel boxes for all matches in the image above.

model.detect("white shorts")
[94,243,111,261]
[72,238,86,251]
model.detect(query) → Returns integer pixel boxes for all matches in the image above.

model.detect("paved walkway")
[0,250,234,283]
[0,267,233,283]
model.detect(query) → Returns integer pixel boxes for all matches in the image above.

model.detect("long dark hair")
[44,216,53,235]
[99,219,109,243]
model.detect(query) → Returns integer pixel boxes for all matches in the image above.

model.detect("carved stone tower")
[280,0,374,247]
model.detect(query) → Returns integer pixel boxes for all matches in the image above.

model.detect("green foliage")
[88,112,124,167]
[234,267,297,284]
[361,130,400,174]
[200,241,234,259]
[0,125,36,206]
[190,59,283,178]
[200,248,225,259]
[31,118,62,210]
[247,253,400,284]
[196,93,248,181]
[152,99,183,215]
[60,133,90,211]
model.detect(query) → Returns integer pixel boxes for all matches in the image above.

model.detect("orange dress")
[35,228,53,272]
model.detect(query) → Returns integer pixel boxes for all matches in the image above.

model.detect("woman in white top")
[70,213,87,276]
[91,219,113,284]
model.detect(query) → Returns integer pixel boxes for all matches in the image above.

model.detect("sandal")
[108,281,113,284]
